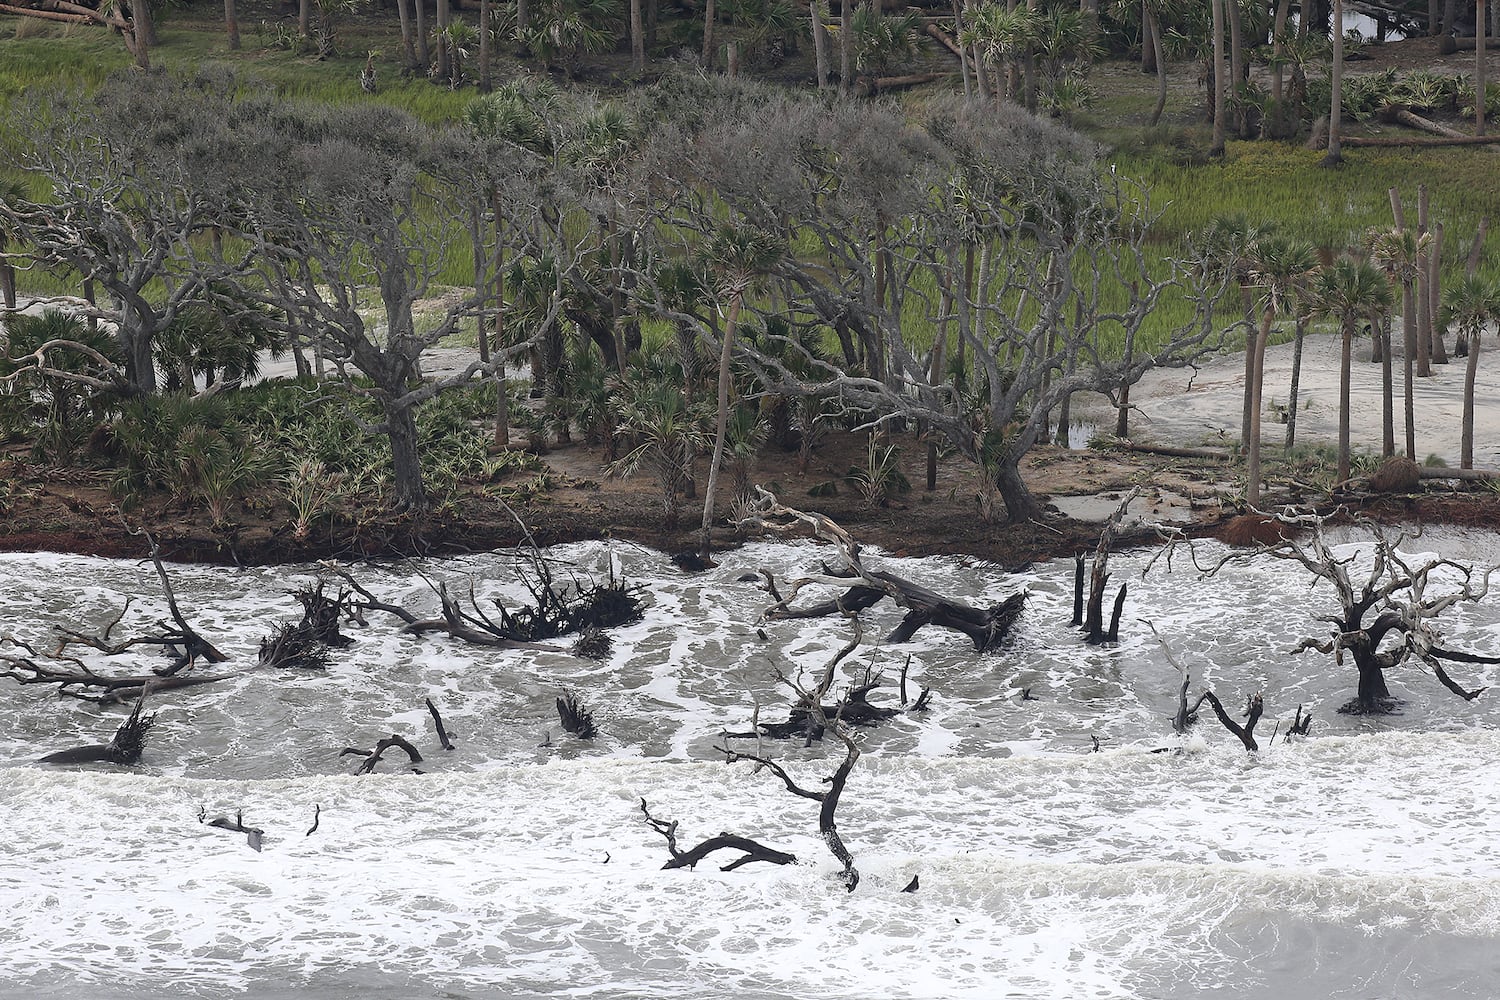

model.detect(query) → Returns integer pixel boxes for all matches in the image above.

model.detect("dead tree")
[258,581,359,669]
[295,580,356,648]
[342,734,424,774]
[1143,618,1198,735]
[742,490,1025,651]
[1192,690,1264,751]
[1191,508,1500,714]
[556,691,597,738]
[335,556,642,653]
[715,622,865,892]
[640,799,798,872]
[426,697,456,750]
[1,639,238,704]
[1286,704,1313,738]
[1078,490,1135,644]
[258,622,330,670]
[38,694,157,764]
[54,534,227,676]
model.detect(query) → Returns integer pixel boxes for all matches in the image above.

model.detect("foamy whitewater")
[3,530,1500,999]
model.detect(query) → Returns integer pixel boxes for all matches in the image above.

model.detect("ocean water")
[2,530,1499,999]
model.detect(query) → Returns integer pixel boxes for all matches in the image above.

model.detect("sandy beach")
[1076,328,1500,470]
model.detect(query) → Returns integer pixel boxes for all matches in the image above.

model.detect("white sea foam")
[4,537,1500,997]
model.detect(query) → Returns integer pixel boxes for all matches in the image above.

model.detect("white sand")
[1076,329,1500,470]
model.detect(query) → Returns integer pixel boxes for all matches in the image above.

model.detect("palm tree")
[1441,274,1500,468]
[1368,227,1431,460]
[699,225,785,556]
[1312,258,1393,483]
[1210,0,1227,157]
[1245,234,1315,503]
[609,366,708,529]
[0,179,24,310]
[1322,0,1345,167]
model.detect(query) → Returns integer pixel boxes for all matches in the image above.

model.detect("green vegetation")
[4,5,1500,535]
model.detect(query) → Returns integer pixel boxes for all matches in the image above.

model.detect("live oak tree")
[0,70,264,396]
[635,79,1237,523]
[249,105,558,511]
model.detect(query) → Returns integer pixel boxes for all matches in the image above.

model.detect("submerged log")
[744,491,1025,652]
[640,799,797,872]
[39,695,157,765]
[1194,690,1263,751]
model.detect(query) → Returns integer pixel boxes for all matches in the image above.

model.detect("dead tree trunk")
[1193,690,1263,750]
[745,490,1025,651]
[640,799,798,871]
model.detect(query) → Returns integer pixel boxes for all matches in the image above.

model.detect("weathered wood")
[345,734,424,774]
[1380,106,1468,137]
[746,491,1025,651]
[426,697,456,750]
[640,799,798,872]
[1417,466,1500,481]
[924,22,963,58]
[1115,440,1232,460]
[1344,134,1500,147]
[1196,690,1263,751]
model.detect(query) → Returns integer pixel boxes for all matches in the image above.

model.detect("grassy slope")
[4,12,1500,340]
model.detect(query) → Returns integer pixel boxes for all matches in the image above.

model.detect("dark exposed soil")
[5,428,1499,570]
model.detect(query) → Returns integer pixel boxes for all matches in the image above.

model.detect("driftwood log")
[742,490,1025,652]
[342,734,424,774]
[640,799,798,872]
[38,695,157,764]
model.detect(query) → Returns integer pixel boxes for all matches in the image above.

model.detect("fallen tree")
[640,799,798,872]
[335,550,642,656]
[38,694,157,764]
[54,534,227,676]
[742,489,1025,651]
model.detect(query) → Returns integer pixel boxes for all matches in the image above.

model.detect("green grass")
[1117,140,1500,258]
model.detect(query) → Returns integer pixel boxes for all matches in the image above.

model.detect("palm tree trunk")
[1323,0,1344,166]
[1211,0,1228,157]
[1146,6,1167,126]
[436,0,451,80]
[396,0,419,69]
[703,0,717,68]
[479,0,492,89]
[516,0,530,53]
[225,0,240,49]
[1247,309,1271,503]
[1227,0,1246,136]
[299,0,310,36]
[1431,221,1448,363]
[630,0,644,72]
[1338,315,1354,483]
[1402,277,1417,457]
[1417,191,1433,377]
[839,0,853,98]
[1284,316,1306,451]
[701,295,742,557]
[415,0,431,69]
[1462,333,1480,467]
[1479,0,1488,135]
[1380,313,1395,456]
[1271,0,1290,135]
[812,0,830,89]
